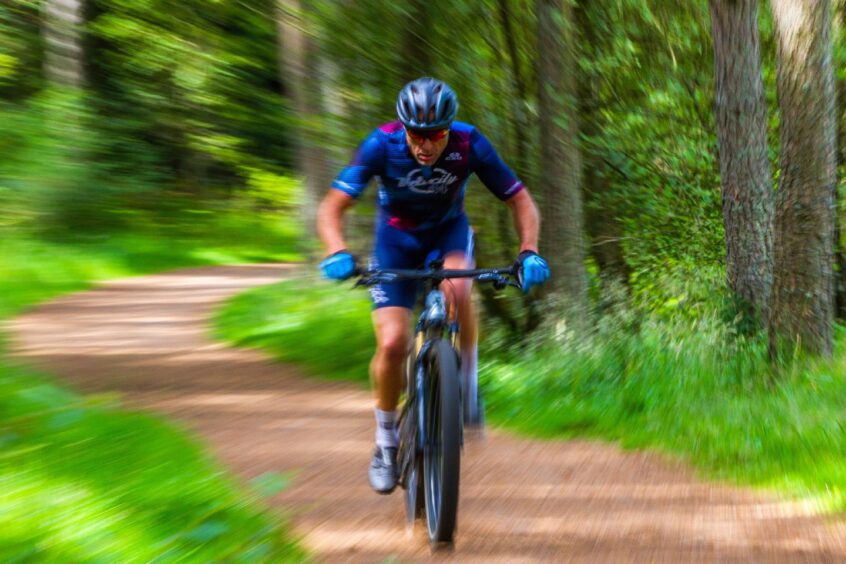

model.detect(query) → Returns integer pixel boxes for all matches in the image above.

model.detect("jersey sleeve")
[331,130,385,198]
[469,128,524,201]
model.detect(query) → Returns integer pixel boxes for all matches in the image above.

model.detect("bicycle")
[355,259,521,545]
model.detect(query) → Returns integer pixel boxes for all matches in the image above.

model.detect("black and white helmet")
[396,77,459,130]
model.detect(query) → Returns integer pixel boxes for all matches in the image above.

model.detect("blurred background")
[4,0,846,560]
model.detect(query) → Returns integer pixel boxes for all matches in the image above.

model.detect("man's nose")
[421,139,434,150]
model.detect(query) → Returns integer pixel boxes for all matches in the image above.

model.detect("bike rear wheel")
[423,339,461,544]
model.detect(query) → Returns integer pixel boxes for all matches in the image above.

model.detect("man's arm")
[317,189,356,255]
[505,189,540,253]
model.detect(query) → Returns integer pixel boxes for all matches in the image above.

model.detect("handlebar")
[353,264,521,291]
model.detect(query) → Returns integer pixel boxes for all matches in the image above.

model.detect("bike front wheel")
[423,339,461,544]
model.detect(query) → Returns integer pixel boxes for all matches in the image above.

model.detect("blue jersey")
[332,121,523,231]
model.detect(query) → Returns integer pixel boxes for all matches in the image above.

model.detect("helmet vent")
[396,77,458,129]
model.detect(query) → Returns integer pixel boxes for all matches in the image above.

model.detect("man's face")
[405,128,450,166]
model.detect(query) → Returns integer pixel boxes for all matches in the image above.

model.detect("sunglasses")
[406,127,450,144]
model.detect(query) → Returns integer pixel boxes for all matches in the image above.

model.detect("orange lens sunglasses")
[406,127,449,144]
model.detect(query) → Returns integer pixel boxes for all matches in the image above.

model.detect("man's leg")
[443,251,481,425]
[366,221,422,494]
[371,306,411,412]
[442,251,476,359]
[368,305,413,495]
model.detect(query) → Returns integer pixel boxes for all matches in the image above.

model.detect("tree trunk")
[276,0,332,250]
[42,0,85,87]
[497,0,530,178]
[400,0,432,81]
[576,0,630,293]
[536,0,589,322]
[834,1,846,320]
[769,0,837,357]
[708,0,774,326]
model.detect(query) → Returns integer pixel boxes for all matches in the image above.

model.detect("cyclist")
[316,77,550,494]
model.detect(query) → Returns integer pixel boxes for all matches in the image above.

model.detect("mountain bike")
[356,259,520,545]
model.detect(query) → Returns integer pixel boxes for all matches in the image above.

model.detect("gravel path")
[8,264,846,562]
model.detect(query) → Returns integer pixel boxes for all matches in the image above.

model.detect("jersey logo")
[445,152,462,161]
[398,168,458,195]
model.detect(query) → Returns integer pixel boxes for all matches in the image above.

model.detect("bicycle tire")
[400,347,424,524]
[405,456,425,523]
[423,339,461,544]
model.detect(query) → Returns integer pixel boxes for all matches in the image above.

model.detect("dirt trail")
[7,264,846,562]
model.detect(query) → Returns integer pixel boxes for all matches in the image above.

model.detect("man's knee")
[374,309,410,365]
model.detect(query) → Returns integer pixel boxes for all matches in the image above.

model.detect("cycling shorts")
[369,214,475,309]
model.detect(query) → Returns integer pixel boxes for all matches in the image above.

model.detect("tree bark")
[834,1,846,320]
[708,0,774,326]
[42,0,85,87]
[769,0,837,357]
[277,0,332,250]
[536,0,589,322]
[497,0,530,178]
[576,0,630,293]
[400,0,432,81]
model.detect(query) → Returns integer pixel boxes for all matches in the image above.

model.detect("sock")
[375,408,398,448]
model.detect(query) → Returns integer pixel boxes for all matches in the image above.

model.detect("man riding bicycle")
[316,77,550,494]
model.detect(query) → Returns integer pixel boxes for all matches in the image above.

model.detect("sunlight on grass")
[214,274,374,383]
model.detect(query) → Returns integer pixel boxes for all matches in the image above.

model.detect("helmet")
[396,77,459,130]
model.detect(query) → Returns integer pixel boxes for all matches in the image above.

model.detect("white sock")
[375,408,398,448]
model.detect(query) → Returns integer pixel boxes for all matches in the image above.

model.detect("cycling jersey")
[332,121,523,231]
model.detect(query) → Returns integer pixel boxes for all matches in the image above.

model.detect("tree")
[834,0,846,319]
[769,0,838,357]
[576,0,630,293]
[708,0,774,325]
[536,0,589,321]
[399,0,431,81]
[276,0,331,249]
[43,0,84,87]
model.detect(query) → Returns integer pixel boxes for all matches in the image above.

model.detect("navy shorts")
[369,214,475,309]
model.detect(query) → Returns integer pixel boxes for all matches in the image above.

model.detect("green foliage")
[214,276,374,383]
[216,272,846,512]
[483,319,846,511]
[1,0,297,235]
[0,210,298,320]
[0,1,43,99]
[579,0,724,272]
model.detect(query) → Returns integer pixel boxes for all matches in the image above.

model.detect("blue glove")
[516,251,550,293]
[320,251,356,280]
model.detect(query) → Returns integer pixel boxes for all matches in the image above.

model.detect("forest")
[3,0,846,560]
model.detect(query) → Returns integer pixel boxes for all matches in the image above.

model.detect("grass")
[0,217,306,562]
[213,274,374,383]
[0,355,306,562]
[214,273,846,514]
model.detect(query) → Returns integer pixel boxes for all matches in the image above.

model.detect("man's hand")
[320,251,356,280]
[516,250,550,293]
